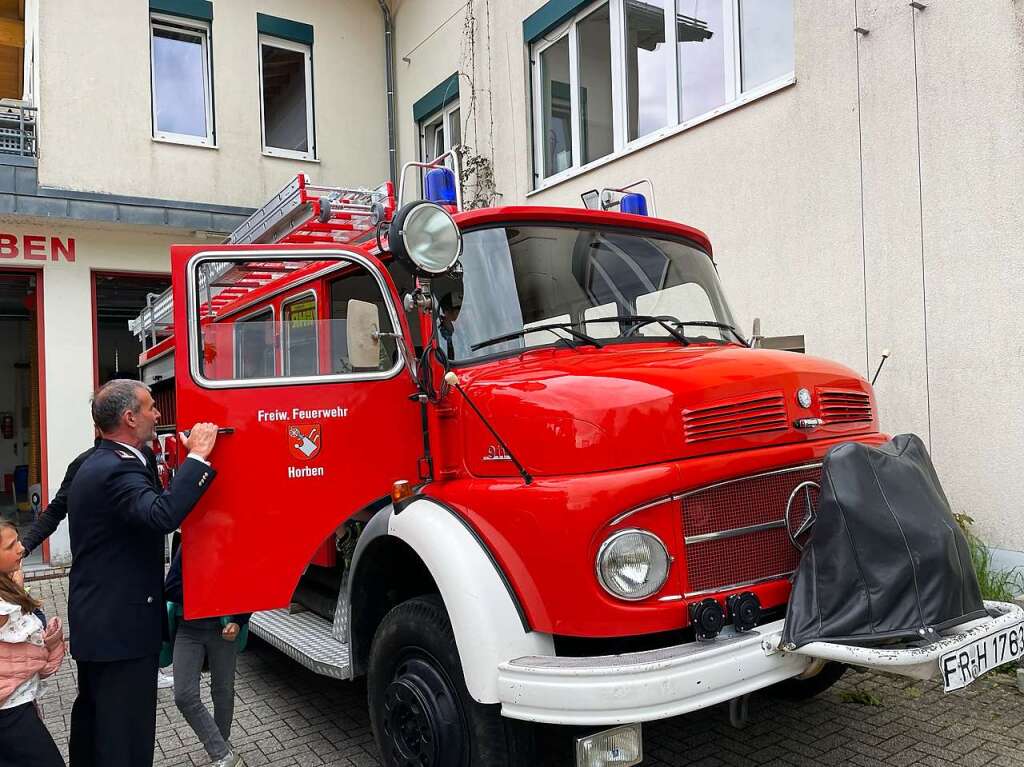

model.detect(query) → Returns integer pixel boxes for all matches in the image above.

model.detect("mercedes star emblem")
[784,480,820,551]
[796,388,813,408]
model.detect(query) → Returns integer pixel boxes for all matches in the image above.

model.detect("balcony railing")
[0,103,37,158]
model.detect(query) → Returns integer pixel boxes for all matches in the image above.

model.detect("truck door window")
[283,292,318,376]
[235,308,276,379]
[189,255,406,387]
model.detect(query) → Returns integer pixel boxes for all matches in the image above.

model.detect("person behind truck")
[66,379,220,767]
[19,437,98,559]
[164,546,250,767]
[0,520,66,766]
[438,288,462,360]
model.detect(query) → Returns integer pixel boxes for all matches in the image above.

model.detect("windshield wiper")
[471,322,605,352]
[585,316,746,346]
[666,319,747,345]
[582,315,690,346]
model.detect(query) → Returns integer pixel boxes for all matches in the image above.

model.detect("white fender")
[388,498,554,703]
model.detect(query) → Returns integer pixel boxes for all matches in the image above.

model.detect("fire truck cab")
[134,161,1023,766]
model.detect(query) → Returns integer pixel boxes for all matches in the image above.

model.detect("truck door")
[172,245,422,618]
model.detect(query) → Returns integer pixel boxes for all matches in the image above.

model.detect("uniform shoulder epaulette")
[115,450,136,460]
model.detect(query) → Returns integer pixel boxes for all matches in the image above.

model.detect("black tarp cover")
[781,434,986,649]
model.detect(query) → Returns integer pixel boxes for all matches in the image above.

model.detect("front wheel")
[367,595,536,767]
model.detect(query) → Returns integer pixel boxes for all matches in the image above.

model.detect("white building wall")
[392,0,1024,555]
[0,218,201,564]
[36,0,389,208]
[392,0,469,184]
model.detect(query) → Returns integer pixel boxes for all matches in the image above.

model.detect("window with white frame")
[531,0,794,184]
[259,35,315,159]
[420,100,461,165]
[150,13,214,145]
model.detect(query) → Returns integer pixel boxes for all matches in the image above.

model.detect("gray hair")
[92,379,150,433]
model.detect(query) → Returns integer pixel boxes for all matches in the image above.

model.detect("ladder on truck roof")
[130,174,396,352]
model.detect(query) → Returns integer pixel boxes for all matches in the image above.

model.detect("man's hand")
[222,622,240,642]
[180,422,219,460]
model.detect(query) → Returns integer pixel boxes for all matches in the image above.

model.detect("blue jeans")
[172,618,239,760]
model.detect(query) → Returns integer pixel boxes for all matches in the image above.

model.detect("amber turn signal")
[392,480,413,504]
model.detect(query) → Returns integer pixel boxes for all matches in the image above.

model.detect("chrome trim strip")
[607,463,824,528]
[678,463,823,499]
[684,572,794,598]
[608,494,686,527]
[685,519,786,545]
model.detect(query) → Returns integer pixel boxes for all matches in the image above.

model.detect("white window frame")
[418,100,462,163]
[530,0,794,190]
[258,34,316,161]
[531,20,577,182]
[150,12,215,147]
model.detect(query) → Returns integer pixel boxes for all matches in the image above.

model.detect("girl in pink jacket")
[0,520,65,767]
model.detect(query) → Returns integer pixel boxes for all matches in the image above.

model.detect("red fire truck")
[133,158,1022,766]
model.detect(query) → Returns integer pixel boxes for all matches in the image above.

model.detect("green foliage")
[955,513,1024,602]
[839,689,883,706]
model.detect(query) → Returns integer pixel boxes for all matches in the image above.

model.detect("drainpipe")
[378,0,398,188]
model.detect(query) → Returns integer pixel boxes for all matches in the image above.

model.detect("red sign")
[0,234,76,262]
[287,424,321,461]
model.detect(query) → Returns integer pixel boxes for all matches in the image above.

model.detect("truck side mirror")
[347,299,381,369]
[750,317,763,349]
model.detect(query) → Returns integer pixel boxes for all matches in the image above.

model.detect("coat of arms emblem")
[288,424,321,461]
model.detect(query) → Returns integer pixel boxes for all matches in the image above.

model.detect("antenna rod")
[871,348,891,386]
[443,372,532,485]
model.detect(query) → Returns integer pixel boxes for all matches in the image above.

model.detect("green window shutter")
[257,13,314,46]
[413,73,460,123]
[149,0,213,22]
[523,0,591,44]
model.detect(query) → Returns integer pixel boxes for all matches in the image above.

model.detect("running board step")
[250,608,352,680]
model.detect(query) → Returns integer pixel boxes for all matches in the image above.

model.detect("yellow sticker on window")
[287,298,316,328]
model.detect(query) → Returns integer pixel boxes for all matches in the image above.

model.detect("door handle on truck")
[180,427,235,437]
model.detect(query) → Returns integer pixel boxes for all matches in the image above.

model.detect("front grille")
[819,389,872,425]
[681,465,820,595]
[682,393,787,443]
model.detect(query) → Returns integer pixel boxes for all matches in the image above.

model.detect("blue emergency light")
[620,193,648,216]
[425,167,457,205]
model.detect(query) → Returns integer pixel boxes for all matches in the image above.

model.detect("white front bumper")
[496,601,1024,726]
[762,600,1024,679]
[497,619,809,726]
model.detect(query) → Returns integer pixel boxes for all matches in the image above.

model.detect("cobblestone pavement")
[28,576,1024,766]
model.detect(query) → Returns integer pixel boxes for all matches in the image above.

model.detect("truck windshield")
[431,225,742,363]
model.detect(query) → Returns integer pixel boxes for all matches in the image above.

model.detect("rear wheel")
[367,595,536,767]
[768,661,847,701]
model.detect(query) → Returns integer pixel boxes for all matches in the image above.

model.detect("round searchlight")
[388,200,462,277]
[596,529,670,601]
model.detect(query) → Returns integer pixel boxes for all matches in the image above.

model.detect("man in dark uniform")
[68,379,219,767]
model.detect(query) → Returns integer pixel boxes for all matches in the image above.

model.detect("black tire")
[768,662,847,701]
[368,595,537,767]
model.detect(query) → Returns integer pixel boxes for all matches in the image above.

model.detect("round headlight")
[388,200,462,277]
[596,529,670,601]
